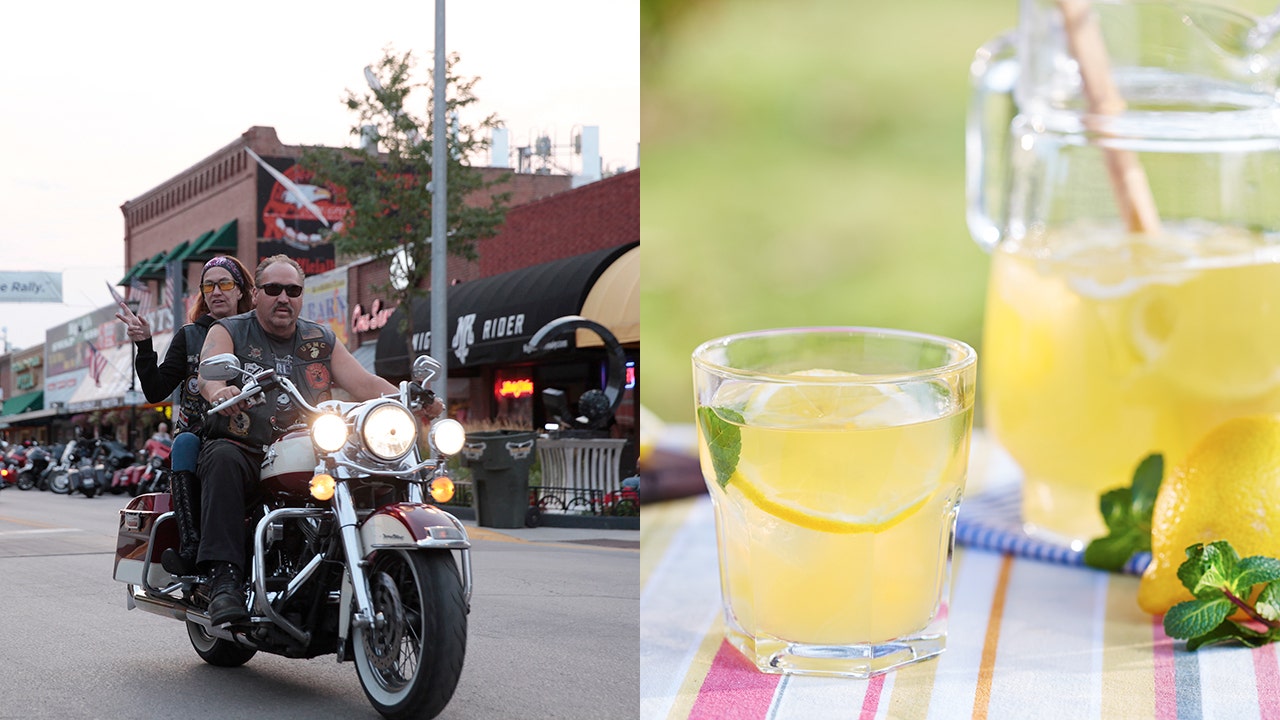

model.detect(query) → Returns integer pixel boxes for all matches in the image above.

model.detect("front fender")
[359,503,471,551]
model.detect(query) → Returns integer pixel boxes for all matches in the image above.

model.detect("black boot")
[206,561,249,626]
[161,470,201,576]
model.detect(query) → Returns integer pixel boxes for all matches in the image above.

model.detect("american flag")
[86,341,108,387]
[129,279,154,317]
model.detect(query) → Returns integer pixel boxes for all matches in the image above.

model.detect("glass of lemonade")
[692,327,976,678]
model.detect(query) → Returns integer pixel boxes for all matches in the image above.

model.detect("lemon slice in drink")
[725,369,921,429]
[726,469,939,534]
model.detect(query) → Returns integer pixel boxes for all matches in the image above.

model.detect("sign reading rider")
[0,272,62,303]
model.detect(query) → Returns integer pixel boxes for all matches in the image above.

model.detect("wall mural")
[255,157,350,276]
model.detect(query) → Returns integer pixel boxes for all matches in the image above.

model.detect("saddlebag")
[113,493,179,589]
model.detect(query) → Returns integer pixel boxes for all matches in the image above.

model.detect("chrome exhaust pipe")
[128,587,188,622]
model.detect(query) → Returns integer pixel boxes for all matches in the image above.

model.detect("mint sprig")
[1083,454,1163,571]
[1164,541,1280,650]
[697,406,742,488]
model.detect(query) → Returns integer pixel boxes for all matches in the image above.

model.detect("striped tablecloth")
[640,435,1280,720]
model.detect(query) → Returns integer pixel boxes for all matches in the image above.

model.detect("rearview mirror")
[199,353,243,381]
[412,354,442,384]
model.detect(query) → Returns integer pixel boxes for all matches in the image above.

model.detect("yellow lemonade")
[983,224,1280,543]
[697,377,972,661]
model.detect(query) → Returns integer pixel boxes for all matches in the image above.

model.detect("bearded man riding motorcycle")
[196,254,443,626]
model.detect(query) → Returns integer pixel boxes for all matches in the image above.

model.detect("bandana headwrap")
[202,256,245,289]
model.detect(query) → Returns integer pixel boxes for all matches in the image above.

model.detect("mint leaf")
[1232,556,1280,597]
[1128,454,1163,519]
[1192,541,1239,598]
[1177,543,1211,596]
[1083,529,1145,571]
[1083,453,1163,572]
[1256,582,1280,622]
[1185,619,1273,651]
[697,406,743,489]
[1165,597,1234,639]
[1172,541,1280,650]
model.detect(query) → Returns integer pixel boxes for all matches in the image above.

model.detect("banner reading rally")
[0,272,62,303]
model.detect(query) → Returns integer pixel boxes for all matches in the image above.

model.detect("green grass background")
[641,0,1018,424]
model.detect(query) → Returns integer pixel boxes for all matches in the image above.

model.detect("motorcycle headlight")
[428,418,466,456]
[312,413,349,453]
[360,402,418,461]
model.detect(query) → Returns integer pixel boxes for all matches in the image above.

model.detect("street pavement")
[0,488,641,719]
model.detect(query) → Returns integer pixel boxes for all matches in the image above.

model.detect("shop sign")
[352,298,394,333]
[496,378,534,399]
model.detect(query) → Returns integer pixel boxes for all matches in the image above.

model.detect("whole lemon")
[1137,415,1280,616]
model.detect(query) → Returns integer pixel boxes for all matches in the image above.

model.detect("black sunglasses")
[259,283,304,298]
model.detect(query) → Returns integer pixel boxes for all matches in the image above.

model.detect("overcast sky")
[0,0,638,350]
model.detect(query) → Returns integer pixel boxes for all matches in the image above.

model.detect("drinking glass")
[692,327,977,678]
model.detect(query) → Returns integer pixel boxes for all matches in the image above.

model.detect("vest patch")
[304,363,331,392]
[297,340,331,361]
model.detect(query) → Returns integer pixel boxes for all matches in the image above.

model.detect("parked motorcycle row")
[0,434,171,499]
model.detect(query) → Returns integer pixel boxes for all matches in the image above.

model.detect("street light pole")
[430,0,449,406]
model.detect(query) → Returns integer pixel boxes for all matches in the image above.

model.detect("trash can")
[461,430,538,529]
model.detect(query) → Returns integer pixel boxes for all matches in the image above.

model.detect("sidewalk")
[457,514,640,549]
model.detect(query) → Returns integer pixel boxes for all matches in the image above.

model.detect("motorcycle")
[113,353,471,720]
[48,436,93,495]
[1,441,32,489]
[96,438,136,494]
[16,443,54,491]
[133,438,173,496]
[66,440,108,499]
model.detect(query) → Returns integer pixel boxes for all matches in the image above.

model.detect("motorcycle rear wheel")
[187,621,257,667]
[353,550,467,720]
[17,472,35,491]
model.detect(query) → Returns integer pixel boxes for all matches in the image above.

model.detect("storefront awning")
[578,245,638,347]
[135,251,169,281]
[375,242,636,378]
[185,219,238,262]
[2,390,43,417]
[66,345,137,412]
[117,220,238,285]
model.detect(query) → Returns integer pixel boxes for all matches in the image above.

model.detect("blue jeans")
[170,432,201,474]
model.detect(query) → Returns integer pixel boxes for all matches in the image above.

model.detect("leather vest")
[173,318,213,436]
[203,312,336,451]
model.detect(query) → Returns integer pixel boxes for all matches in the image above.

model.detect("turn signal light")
[429,475,455,504]
[310,473,336,501]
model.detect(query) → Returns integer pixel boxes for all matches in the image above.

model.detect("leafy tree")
[300,47,511,371]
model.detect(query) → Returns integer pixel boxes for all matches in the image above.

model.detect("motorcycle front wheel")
[17,472,35,491]
[187,620,257,667]
[48,473,70,495]
[353,550,467,720]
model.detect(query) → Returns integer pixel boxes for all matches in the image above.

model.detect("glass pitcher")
[968,0,1280,545]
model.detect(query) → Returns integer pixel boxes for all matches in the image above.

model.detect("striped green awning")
[2,390,43,417]
[118,218,239,284]
[187,219,238,261]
